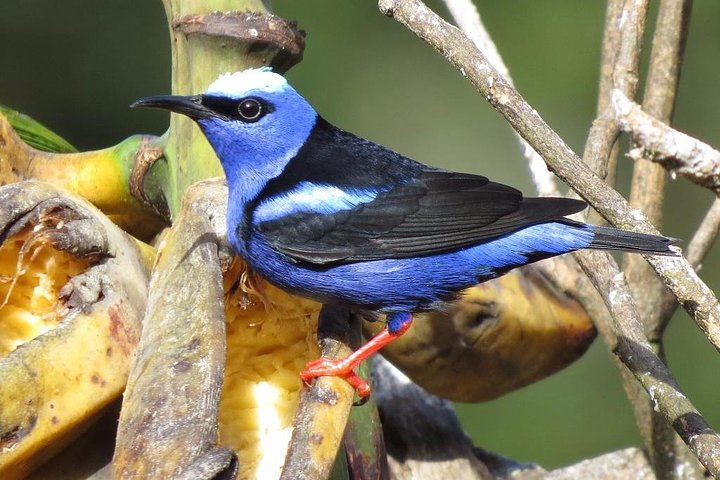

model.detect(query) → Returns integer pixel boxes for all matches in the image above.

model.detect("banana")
[0,182,149,479]
[0,111,167,240]
[220,259,322,480]
[0,227,89,358]
[365,265,596,402]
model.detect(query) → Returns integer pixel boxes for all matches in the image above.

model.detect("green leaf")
[0,104,77,153]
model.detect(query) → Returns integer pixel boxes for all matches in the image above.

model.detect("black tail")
[589,225,677,255]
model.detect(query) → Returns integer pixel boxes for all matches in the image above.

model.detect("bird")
[132,67,676,398]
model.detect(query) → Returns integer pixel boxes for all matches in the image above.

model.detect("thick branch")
[614,90,720,194]
[377,0,720,353]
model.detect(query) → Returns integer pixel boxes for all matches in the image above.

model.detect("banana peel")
[0,181,150,479]
[365,265,596,402]
[0,111,168,240]
[112,179,232,478]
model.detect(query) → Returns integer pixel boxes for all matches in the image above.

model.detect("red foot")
[300,314,413,399]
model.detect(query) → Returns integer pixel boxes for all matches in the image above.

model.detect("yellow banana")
[0,182,149,479]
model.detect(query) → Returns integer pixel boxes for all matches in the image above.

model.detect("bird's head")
[132,68,318,187]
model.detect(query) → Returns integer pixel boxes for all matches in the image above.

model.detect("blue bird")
[133,68,675,397]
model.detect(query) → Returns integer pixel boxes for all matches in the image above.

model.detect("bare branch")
[583,0,649,183]
[627,0,691,228]
[435,8,644,445]
[440,0,559,197]
[614,90,720,194]
[621,2,696,477]
[377,0,720,353]
[581,5,665,468]
[686,198,720,268]
[378,1,720,473]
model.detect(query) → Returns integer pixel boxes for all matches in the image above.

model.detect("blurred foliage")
[0,104,77,153]
[1,0,718,469]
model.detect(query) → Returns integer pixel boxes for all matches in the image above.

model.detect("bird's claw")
[300,356,372,398]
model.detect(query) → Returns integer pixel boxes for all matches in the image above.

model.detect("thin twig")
[440,0,558,197]
[467,1,667,458]
[614,90,720,194]
[582,3,666,470]
[436,11,648,451]
[436,4,632,427]
[377,0,720,352]
[686,198,720,268]
[624,0,693,321]
[583,0,649,183]
[627,0,692,228]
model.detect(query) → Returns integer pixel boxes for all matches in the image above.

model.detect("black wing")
[251,119,587,266]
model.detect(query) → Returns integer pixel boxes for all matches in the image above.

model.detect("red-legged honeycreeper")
[132,68,676,398]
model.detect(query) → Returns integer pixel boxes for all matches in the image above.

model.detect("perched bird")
[133,68,675,397]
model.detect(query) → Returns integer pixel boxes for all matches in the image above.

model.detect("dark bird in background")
[133,68,676,397]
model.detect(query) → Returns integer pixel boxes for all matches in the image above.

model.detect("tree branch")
[660,198,720,323]
[582,0,648,185]
[434,10,653,457]
[621,1,697,477]
[613,90,720,194]
[686,198,720,268]
[450,4,674,467]
[626,0,691,229]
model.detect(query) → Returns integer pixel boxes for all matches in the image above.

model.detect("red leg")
[300,312,413,398]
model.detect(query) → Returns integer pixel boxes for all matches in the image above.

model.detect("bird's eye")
[237,98,264,122]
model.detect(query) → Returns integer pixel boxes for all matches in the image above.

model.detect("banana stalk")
[160,0,305,217]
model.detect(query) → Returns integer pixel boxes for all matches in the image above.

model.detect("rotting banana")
[0,182,150,479]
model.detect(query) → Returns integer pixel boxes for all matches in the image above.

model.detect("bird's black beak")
[130,94,216,120]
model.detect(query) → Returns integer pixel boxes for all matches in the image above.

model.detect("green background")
[2,0,719,469]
